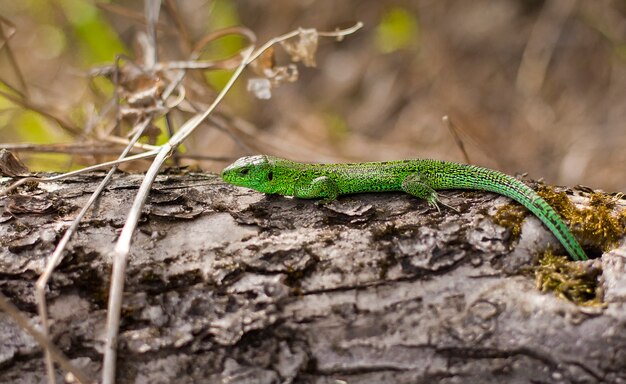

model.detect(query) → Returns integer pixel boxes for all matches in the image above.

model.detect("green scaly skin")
[222,155,588,261]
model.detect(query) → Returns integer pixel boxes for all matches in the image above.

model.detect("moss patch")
[537,186,626,253]
[493,203,528,242]
[534,250,603,306]
[493,185,626,257]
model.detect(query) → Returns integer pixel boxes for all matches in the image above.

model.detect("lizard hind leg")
[401,173,457,212]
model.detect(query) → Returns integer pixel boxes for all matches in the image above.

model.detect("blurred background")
[0,0,625,191]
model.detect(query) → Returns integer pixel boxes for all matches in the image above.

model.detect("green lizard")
[222,155,588,261]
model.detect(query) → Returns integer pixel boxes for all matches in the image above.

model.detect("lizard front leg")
[400,173,443,211]
[294,176,340,204]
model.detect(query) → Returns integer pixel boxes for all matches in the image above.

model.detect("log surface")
[0,172,624,384]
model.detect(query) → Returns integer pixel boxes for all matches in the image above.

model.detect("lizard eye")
[267,171,273,181]
[240,168,249,176]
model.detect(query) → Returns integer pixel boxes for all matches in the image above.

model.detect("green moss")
[537,186,626,252]
[534,250,603,306]
[491,185,624,262]
[493,203,528,241]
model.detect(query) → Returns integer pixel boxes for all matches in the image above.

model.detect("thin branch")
[35,118,151,384]
[144,0,160,69]
[0,149,159,196]
[100,136,160,151]
[317,22,364,38]
[0,142,231,162]
[0,16,28,97]
[0,88,83,136]
[0,292,95,384]
[246,22,362,64]
[100,42,255,384]
[101,22,364,384]
[162,0,193,54]
[443,115,471,164]
[96,2,167,29]
[0,142,146,155]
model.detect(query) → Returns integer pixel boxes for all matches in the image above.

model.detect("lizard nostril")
[267,171,273,181]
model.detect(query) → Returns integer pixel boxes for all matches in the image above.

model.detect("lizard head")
[221,155,276,193]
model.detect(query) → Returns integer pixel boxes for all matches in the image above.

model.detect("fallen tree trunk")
[0,172,624,383]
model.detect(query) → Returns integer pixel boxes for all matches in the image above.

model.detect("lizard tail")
[429,163,588,261]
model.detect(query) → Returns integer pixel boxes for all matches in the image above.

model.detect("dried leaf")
[280,28,319,67]
[250,46,276,75]
[0,149,29,177]
[264,64,299,85]
[6,195,53,214]
[247,78,273,100]
[246,64,299,99]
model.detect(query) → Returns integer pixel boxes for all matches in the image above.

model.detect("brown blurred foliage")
[231,0,626,191]
[1,0,625,191]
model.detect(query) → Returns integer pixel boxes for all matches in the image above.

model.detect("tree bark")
[0,172,624,384]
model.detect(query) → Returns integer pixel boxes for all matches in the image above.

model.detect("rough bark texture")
[0,172,624,384]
